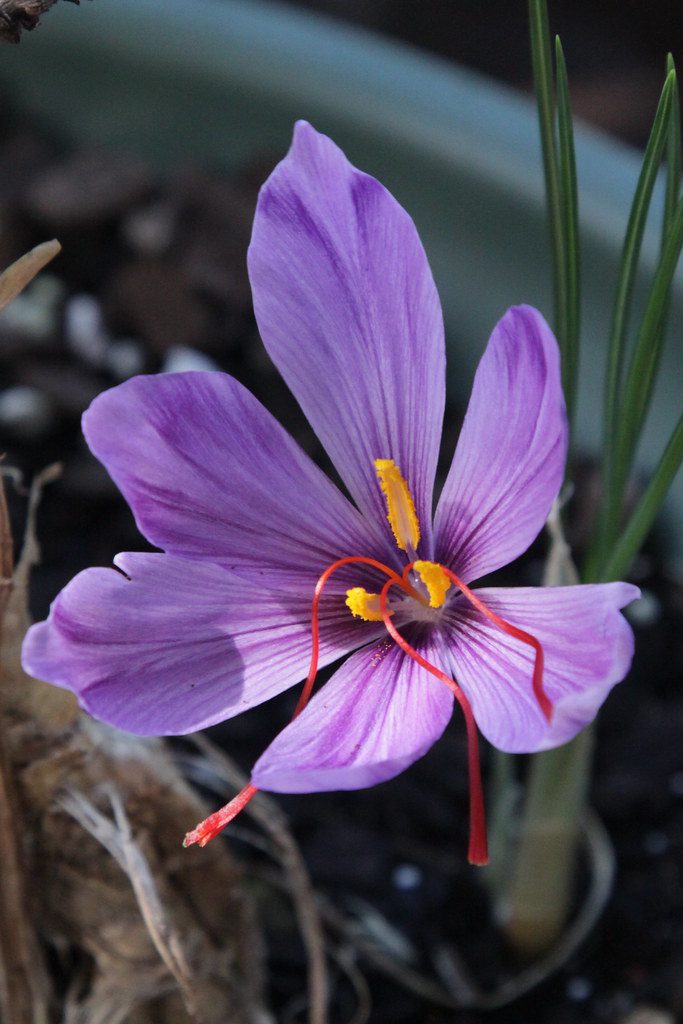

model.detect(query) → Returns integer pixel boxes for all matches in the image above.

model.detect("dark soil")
[0,95,681,1024]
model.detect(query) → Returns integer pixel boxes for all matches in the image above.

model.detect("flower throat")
[184,459,551,866]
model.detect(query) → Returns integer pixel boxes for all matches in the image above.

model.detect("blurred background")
[287,0,682,145]
[1,0,682,598]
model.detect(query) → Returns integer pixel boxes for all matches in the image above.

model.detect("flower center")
[345,460,452,622]
[345,559,451,622]
[183,458,549,867]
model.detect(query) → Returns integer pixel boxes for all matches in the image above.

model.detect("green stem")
[502,729,594,956]
[495,504,587,954]
[484,749,520,896]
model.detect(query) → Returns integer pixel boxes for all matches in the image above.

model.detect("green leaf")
[613,190,683,497]
[602,413,683,582]
[603,70,675,434]
[596,68,676,551]
[596,59,683,583]
[555,36,580,427]
[528,0,566,350]
[663,54,681,242]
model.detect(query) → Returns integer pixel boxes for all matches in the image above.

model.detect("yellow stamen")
[345,587,387,622]
[413,561,451,608]
[374,458,420,553]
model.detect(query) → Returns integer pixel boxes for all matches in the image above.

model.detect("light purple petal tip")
[445,581,640,753]
[252,630,453,793]
[82,370,387,592]
[435,305,568,582]
[22,552,375,735]
[248,120,445,557]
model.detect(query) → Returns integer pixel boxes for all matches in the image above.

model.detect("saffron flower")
[22,122,638,864]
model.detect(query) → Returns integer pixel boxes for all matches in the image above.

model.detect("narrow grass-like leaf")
[612,190,683,505]
[663,54,681,242]
[597,69,676,548]
[555,36,580,426]
[613,242,683,499]
[602,413,683,582]
[599,57,682,583]
[604,70,675,434]
[528,0,566,347]
[596,56,683,584]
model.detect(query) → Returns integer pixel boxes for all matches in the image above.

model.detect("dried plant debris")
[0,239,61,312]
[0,472,270,1023]
[0,0,88,43]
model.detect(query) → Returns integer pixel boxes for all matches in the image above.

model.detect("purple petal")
[252,629,453,792]
[444,582,640,752]
[22,552,377,735]
[83,371,388,592]
[248,121,445,557]
[434,306,568,582]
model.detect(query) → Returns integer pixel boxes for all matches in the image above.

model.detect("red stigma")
[292,554,418,716]
[183,783,258,847]
[435,566,551,723]
[184,555,417,848]
[379,576,488,866]
[184,553,548,859]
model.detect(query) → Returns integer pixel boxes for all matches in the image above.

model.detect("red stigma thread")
[183,555,419,849]
[435,566,551,722]
[379,577,488,866]
[182,783,258,848]
[293,555,420,716]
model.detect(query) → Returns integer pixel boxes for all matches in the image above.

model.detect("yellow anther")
[345,587,387,622]
[413,561,451,608]
[374,458,420,553]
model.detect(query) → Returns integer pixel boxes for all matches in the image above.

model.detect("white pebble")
[391,863,423,891]
[0,273,65,340]
[64,293,109,367]
[0,385,53,438]
[162,346,219,374]
[30,274,65,308]
[566,976,592,1002]
[625,589,661,628]
[122,202,175,255]
[104,338,146,381]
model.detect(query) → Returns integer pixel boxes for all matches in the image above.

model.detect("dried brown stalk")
[191,737,330,1024]
[0,242,68,1024]
[0,467,271,1023]
[0,476,51,1024]
[0,240,61,311]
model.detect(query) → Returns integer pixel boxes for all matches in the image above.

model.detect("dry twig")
[0,0,85,43]
[0,240,61,311]
[0,245,268,1022]
[0,469,270,1023]
[190,736,330,1024]
[0,477,51,1024]
[60,787,202,1018]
